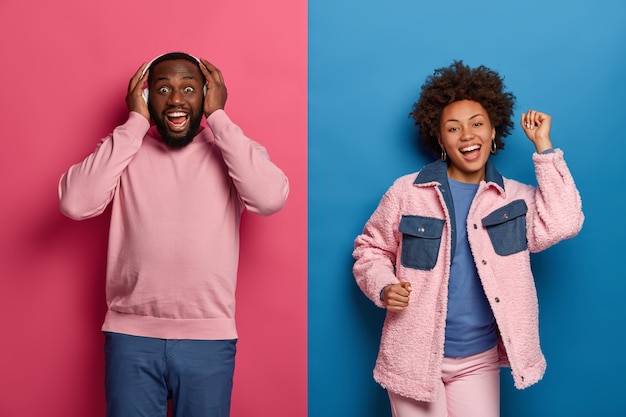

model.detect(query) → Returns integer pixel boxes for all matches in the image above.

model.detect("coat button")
[494,297,500,303]
[473,224,477,229]
[503,213,509,219]
[482,260,487,265]
[418,227,425,233]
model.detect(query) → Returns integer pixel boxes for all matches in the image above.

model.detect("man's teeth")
[168,112,187,118]
[461,145,481,153]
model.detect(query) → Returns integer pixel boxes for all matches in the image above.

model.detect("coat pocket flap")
[399,215,444,239]
[481,199,528,227]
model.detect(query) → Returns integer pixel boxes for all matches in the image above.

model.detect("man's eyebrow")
[154,75,200,82]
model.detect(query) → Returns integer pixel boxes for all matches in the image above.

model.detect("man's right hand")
[126,62,150,121]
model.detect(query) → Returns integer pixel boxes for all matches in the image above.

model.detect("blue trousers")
[104,332,237,417]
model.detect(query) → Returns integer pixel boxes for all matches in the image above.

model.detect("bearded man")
[58,52,289,417]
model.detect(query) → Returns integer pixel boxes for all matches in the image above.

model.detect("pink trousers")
[388,346,500,417]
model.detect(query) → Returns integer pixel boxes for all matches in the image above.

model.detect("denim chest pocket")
[481,200,528,256]
[399,215,445,270]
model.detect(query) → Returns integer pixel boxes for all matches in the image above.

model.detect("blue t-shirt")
[444,178,497,357]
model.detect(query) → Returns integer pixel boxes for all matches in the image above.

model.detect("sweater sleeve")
[206,110,289,216]
[352,187,402,308]
[526,148,584,252]
[58,112,149,220]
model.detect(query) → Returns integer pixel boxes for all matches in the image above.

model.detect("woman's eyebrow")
[443,113,485,123]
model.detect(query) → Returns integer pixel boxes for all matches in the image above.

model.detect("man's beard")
[149,106,203,149]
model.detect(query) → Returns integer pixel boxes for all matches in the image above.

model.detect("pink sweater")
[353,150,583,402]
[59,110,289,340]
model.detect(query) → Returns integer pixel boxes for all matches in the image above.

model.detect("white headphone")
[141,53,207,104]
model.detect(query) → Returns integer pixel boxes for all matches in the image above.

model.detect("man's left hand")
[198,58,227,117]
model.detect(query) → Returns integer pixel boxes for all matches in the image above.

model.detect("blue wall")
[309,0,626,415]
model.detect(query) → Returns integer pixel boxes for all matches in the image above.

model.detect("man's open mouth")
[166,111,190,132]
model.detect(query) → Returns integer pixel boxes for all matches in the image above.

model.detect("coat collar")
[413,159,505,190]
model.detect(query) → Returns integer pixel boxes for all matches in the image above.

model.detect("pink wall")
[0,1,307,416]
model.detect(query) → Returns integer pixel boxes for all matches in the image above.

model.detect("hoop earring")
[491,140,497,154]
[441,148,447,161]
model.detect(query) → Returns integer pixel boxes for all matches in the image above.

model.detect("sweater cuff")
[205,109,231,132]
[127,111,151,135]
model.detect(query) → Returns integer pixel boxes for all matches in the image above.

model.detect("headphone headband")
[141,52,201,78]
[141,52,205,104]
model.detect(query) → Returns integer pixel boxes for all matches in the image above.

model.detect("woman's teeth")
[461,144,481,153]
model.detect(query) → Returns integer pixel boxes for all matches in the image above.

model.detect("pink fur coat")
[353,149,584,402]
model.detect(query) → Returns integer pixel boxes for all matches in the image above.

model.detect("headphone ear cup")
[203,84,208,96]
[142,88,149,104]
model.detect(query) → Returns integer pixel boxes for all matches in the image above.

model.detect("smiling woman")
[351,60,584,417]
[437,100,495,183]
[308,1,624,416]
[411,61,515,161]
